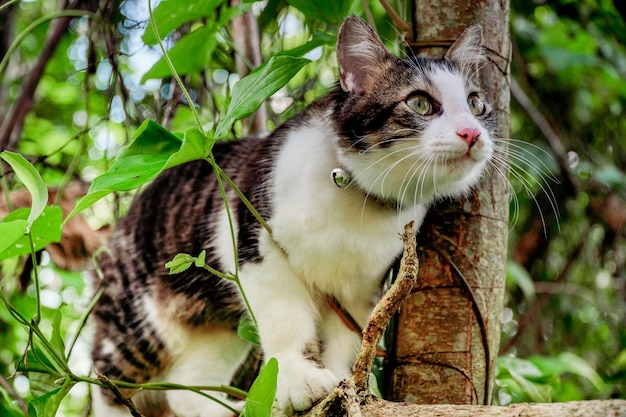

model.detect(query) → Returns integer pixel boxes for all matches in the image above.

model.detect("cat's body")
[92,16,495,417]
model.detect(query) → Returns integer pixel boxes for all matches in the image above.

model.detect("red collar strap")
[324,294,386,358]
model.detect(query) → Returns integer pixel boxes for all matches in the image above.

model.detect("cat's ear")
[444,24,485,69]
[337,16,392,95]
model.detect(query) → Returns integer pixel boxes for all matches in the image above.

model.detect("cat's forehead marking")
[431,69,470,103]
[405,61,477,102]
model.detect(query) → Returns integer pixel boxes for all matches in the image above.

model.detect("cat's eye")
[406,94,434,116]
[467,94,486,116]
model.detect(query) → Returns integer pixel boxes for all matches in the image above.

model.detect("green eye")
[407,94,433,115]
[468,94,486,116]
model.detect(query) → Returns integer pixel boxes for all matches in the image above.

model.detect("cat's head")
[332,16,495,208]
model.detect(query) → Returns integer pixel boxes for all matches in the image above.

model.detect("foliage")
[0,0,624,415]
[500,0,626,404]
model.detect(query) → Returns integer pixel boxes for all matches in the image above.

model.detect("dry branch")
[351,221,418,396]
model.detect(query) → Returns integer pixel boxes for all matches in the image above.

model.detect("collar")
[330,166,399,210]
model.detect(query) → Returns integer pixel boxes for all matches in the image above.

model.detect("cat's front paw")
[276,359,339,412]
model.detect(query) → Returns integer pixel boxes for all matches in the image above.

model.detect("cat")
[91,15,495,417]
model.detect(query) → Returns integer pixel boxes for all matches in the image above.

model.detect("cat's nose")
[457,128,481,148]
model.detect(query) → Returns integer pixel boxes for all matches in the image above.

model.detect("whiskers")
[489,138,560,235]
[346,131,560,237]
[346,129,444,222]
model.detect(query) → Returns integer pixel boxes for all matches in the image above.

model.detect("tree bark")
[384,0,511,406]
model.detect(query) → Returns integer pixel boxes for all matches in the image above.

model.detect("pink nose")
[457,128,481,147]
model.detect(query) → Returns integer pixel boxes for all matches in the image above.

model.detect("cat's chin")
[443,154,487,176]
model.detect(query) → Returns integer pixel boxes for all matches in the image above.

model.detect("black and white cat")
[91,15,494,417]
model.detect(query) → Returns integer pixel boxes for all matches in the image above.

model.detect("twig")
[96,373,144,417]
[305,379,362,417]
[351,221,419,398]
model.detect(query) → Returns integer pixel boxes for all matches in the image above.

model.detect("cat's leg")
[318,303,367,380]
[239,252,339,412]
[163,328,251,417]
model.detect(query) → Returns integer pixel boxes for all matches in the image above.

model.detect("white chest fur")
[268,119,426,304]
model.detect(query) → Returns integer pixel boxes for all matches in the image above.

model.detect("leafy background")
[0,0,625,415]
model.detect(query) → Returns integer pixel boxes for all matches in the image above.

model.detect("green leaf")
[142,26,219,82]
[276,31,336,59]
[237,315,260,345]
[28,377,74,417]
[498,356,544,379]
[215,55,310,138]
[144,0,225,45]
[194,249,207,268]
[0,387,25,417]
[508,368,552,403]
[0,151,48,230]
[242,357,278,417]
[50,310,65,357]
[64,189,110,224]
[28,371,61,400]
[557,352,606,391]
[17,347,58,375]
[0,219,28,256]
[527,355,568,377]
[497,376,524,402]
[165,253,195,274]
[0,206,63,260]
[527,353,606,392]
[164,128,216,170]
[31,335,67,376]
[65,121,212,221]
[286,0,354,24]
[76,119,180,202]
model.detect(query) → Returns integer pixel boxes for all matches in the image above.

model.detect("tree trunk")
[385,0,511,405]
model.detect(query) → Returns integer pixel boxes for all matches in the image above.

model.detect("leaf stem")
[208,156,258,326]
[216,165,272,235]
[0,0,19,12]
[67,285,104,359]
[27,233,41,323]
[147,0,204,134]
[25,321,70,375]
[74,374,248,401]
[0,285,70,375]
